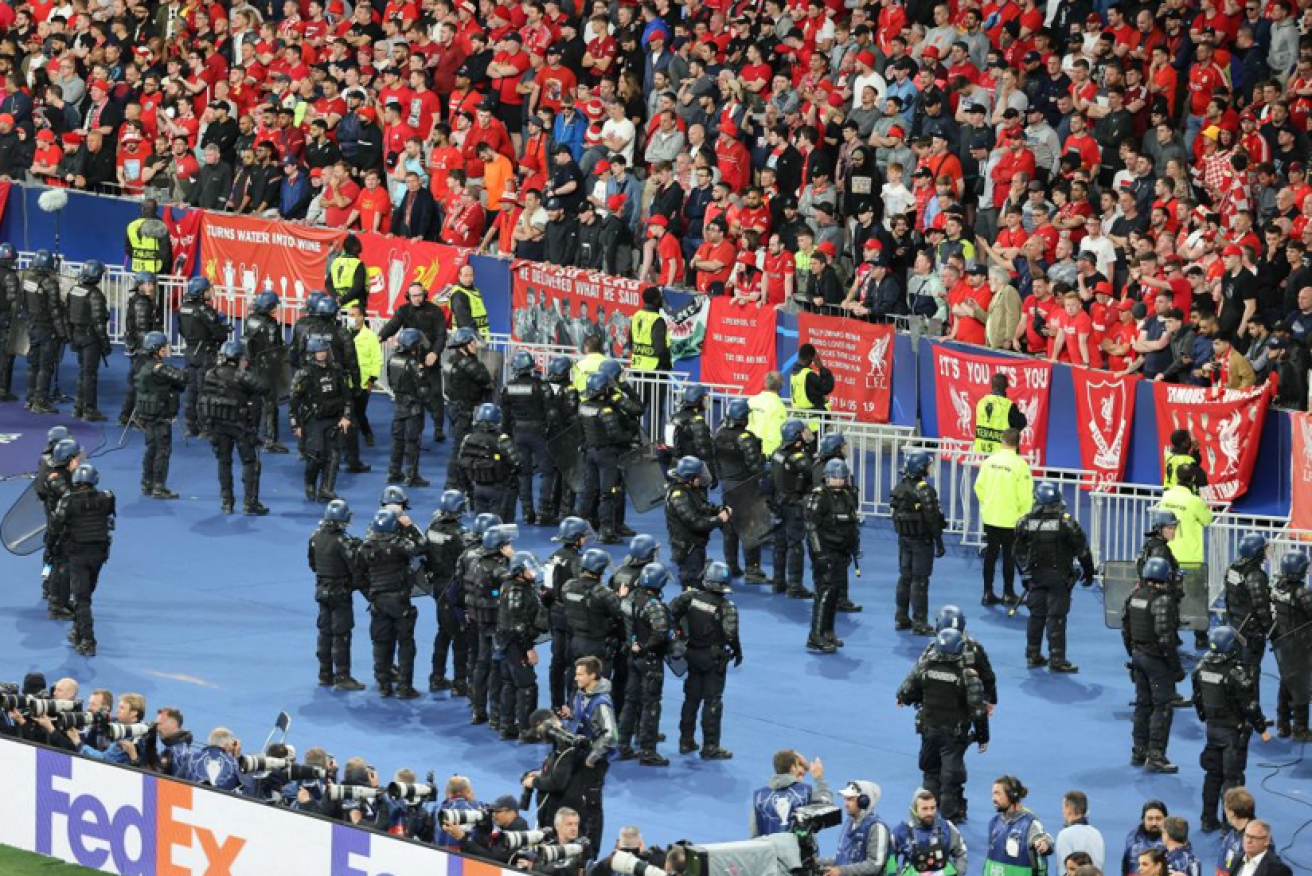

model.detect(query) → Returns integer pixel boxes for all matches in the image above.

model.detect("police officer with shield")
[297,296,360,392]
[545,518,593,712]
[543,355,578,523]
[243,289,288,452]
[897,629,990,824]
[672,385,717,483]
[501,352,556,525]
[562,548,625,679]
[1270,551,1312,741]
[426,490,471,694]
[618,563,672,767]
[67,260,110,422]
[497,551,547,741]
[39,437,80,616]
[198,340,269,516]
[133,332,187,499]
[805,459,862,654]
[665,456,730,592]
[457,404,523,520]
[715,398,768,582]
[669,561,739,760]
[386,328,430,487]
[810,432,848,488]
[579,373,630,544]
[455,513,502,702]
[1122,556,1185,773]
[48,464,115,657]
[1191,626,1272,833]
[379,282,449,442]
[21,250,68,414]
[1224,534,1273,667]
[309,499,366,692]
[443,328,496,489]
[120,271,163,426]
[177,277,230,436]
[1137,510,1181,578]
[469,524,516,727]
[0,243,21,401]
[1013,482,1094,673]
[890,451,945,635]
[290,337,355,502]
[359,508,426,699]
[771,419,815,598]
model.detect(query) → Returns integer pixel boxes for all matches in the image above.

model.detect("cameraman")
[535,807,587,874]
[429,775,486,849]
[9,677,80,751]
[445,795,528,864]
[173,727,242,790]
[588,827,665,876]
[524,709,588,831]
[145,707,194,774]
[69,688,113,753]
[79,693,147,766]
[562,656,618,853]
[286,747,337,812]
[324,757,381,825]
[378,768,433,837]
[608,845,688,876]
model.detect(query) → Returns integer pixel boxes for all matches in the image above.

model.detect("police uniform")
[665,476,725,591]
[1271,570,1312,739]
[890,473,946,631]
[243,304,286,449]
[48,478,116,655]
[1014,507,1094,669]
[618,581,670,759]
[0,252,20,399]
[290,356,355,501]
[21,262,68,412]
[896,648,989,822]
[134,354,188,496]
[771,440,815,597]
[309,517,362,686]
[37,449,74,615]
[669,585,740,756]
[449,282,491,340]
[121,284,162,424]
[198,358,267,514]
[545,543,585,710]
[1122,579,1184,767]
[805,478,861,650]
[452,535,486,703]
[544,370,580,520]
[1224,556,1272,667]
[672,405,716,478]
[502,372,557,523]
[67,276,110,420]
[387,347,429,485]
[443,348,495,488]
[358,521,425,696]
[497,568,546,738]
[468,546,511,724]
[425,514,470,693]
[580,390,630,541]
[714,419,767,577]
[380,299,449,440]
[917,634,999,707]
[603,382,645,536]
[1191,648,1269,827]
[562,571,625,678]
[298,313,361,391]
[458,422,523,520]
[177,293,230,435]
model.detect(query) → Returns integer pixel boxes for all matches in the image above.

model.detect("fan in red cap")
[648,214,684,287]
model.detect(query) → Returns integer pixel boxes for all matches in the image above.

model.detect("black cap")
[968,263,989,276]
[970,137,990,150]
[490,795,520,811]
[545,197,563,210]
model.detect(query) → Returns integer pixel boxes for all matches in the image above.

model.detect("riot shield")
[408,561,434,598]
[722,479,774,551]
[477,348,505,385]
[1102,561,1209,631]
[620,445,667,513]
[665,640,688,678]
[6,313,28,357]
[2,482,47,556]
[547,423,585,494]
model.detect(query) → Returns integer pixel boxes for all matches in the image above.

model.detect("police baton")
[852,550,862,578]
[1007,580,1031,617]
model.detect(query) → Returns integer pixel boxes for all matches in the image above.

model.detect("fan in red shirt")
[714,123,751,194]
[990,138,1036,210]
[692,219,736,292]
[762,233,796,307]
[323,166,362,228]
[441,184,485,246]
[30,129,64,185]
[1018,276,1059,355]
[352,169,392,234]
[1049,291,1103,368]
[947,265,992,346]
[648,215,684,286]
[1102,298,1140,372]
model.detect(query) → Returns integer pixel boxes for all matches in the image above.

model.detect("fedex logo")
[36,749,247,875]
[331,825,399,876]
[331,824,503,876]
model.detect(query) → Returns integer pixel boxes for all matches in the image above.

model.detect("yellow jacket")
[1158,485,1212,565]
[353,325,383,386]
[973,447,1034,528]
[748,390,788,457]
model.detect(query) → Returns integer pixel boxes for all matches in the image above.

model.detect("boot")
[151,486,179,500]
[405,473,430,488]
[396,685,421,700]
[1145,751,1179,773]
[244,500,270,516]
[48,604,74,620]
[319,665,334,685]
[678,738,698,754]
[1293,706,1312,742]
[786,584,813,599]
[616,524,636,537]
[1048,659,1080,674]
[637,749,669,767]
[334,676,365,691]
[386,469,405,484]
[345,460,372,473]
[911,621,935,636]
[1026,653,1048,668]
[1276,716,1292,738]
[499,724,521,740]
[220,495,235,515]
[451,680,469,698]
[264,442,290,454]
[618,744,638,761]
[1131,746,1147,767]
[429,676,452,693]
[84,410,107,422]
[318,463,340,502]
[744,566,768,584]
[1200,817,1224,833]
[75,639,96,657]
[837,598,863,612]
[700,746,733,760]
[598,530,622,545]
[377,681,395,698]
[981,590,1001,606]
[470,711,489,725]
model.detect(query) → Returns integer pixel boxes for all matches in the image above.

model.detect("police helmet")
[552,516,593,545]
[436,490,467,516]
[0,242,16,262]
[306,290,328,313]
[904,450,932,477]
[142,331,169,353]
[820,432,848,456]
[219,339,246,361]
[379,485,410,509]
[1150,509,1180,531]
[471,513,502,538]
[51,439,82,465]
[638,563,669,591]
[482,524,517,551]
[580,548,611,575]
[252,290,278,314]
[323,499,352,523]
[509,551,540,578]
[584,371,611,398]
[47,425,70,445]
[78,259,105,283]
[1237,533,1268,560]
[672,455,707,482]
[935,604,965,633]
[681,384,709,407]
[72,464,99,486]
[1281,551,1310,579]
[1141,557,1174,583]
[598,359,624,383]
[1208,625,1238,655]
[702,561,733,592]
[1034,482,1062,507]
[547,355,572,381]
[185,276,211,300]
[450,327,478,348]
[312,296,340,316]
[396,328,426,353]
[372,509,400,533]
[934,628,965,657]
[780,418,806,445]
[474,403,502,427]
[306,336,333,355]
[725,398,750,423]
[511,351,536,376]
[824,458,850,481]
[628,534,660,563]
[32,250,55,271]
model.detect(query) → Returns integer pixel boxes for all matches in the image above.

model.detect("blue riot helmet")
[598,359,624,384]
[1281,551,1310,578]
[78,259,105,282]
[471,513,502,538]
[682,384,709,407]
[51,439,82,465]
[702,561,733,593]
[823,458,850,482]
[547,355,572,381]
[1034,482,1062,507]
[449,327,478,348]
[436,490,467,516]
[1150,509,1179,532]
[474,403,502,427]
[511,351,536,376]
[904,451,932,477]
[46,425,70,446]
[628,534,660,563]
[780,418,806,445]
[313,295,340,316]
[671,455,708,483]
[142,331,169,353]
[638,563,670,591]
[72,464,99,486]
[185,276,211,300]
[1237,533,1268,560]
[553,516,593,545]
[819,432,847,456]
[935,604,965,633]
[379,485,410,508]
[584,371,611,399]
[580,548,612,575]
[252,289,279,313]
[509,551,541,578]
[372,509,399,533]
[306,336,333,355]
[0,242,17,262]
[482,524,518,551]
[396,328,426,353]
[219,339,246,361]
[1208,626,1238,655]
[306,290,328,313]
[31,250,55,271]
[323,500,352,523]
[934,628,965,657]
[1141,557,1174,583]
[725,398,750,423]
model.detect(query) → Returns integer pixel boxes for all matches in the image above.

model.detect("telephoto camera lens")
[286,764,328,782]
[238,755,290,773]
[104,723,152,742]
[386,782,436,803]
[25,697,80,717]
[440,808,489,827]
[501,828,551,851]
[536,839,591,864]
[54,711,99,732]
[326,785,381,802]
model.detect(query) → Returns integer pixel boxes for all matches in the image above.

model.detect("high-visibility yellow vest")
[748,391,788,457]
[126,219,164,273]
[330,256,362,297]
[1157,485,1213,565]
[453,284,490,340]
[973,394,1013,454]
[630,310,663,371]
[790,366,826,430]
[572,352,607,392]
[1162,452,1195,489]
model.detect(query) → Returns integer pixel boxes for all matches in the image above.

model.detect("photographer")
[79,693,147,766]
[285,747,338,812]
[608,846,687,876]
[71,688,113,753]
[534,808,589,875]
[172,727,242,790]
[523,709,589,831]
[144,707,193,775]
[588,827,666,876]
[444,795,528,864]
[378,768,435,837]
[562,656,618,853]
[9,677,81,752]
[323,757,382,825]
[429,775,486,849]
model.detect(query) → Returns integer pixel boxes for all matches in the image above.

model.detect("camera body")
[541,722,589,750]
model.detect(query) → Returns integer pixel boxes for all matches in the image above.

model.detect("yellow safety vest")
[973,447,1034,528]
[748,391,788,457]
[1162,452,1195,489]
[330,256,362,298]
[790,366,827,430]
[126,219,164,273]
[1157,485,1213,565]
[630,310,663,371]
[453,284,490,340]
[973,394,1013,454]
[572,352,607,392]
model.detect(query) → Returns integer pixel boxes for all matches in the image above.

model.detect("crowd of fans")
[0,0,1310,397]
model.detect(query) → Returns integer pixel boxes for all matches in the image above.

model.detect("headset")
[843,782,870,810]
[998,775,1025,806]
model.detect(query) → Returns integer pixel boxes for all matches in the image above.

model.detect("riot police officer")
[497,551,547,741]
[1122,556,1185,773]
[608,535,659,596]
[501,352,556,525]
[456,513,502,702]
[598,359,645,538]
[426,490,470,694]
[545,517,594,712]
[296,295,360,391]
[387,328,430,487]
[542,355,578,523]
[309,499,366,691]
[243,289,288,452]
[120,271,162,425]
[671,385,716,482]
[1224,534,1273,667]
[665,456,730,592]
[715,398,767,582]
[896,628,989,826]
[562,548,625,679]
[1013,482,1095,673]
[290,291,327,369]
[1191,626,1272,832]
[198,339,269,516]
[579,372,630,544]
[1137,510,1181,578]
[444,328,496,484]
[805,459,862,653]
[458,403,523,520]
[67,260,110,422]
[177,277,230,436]
[358,508,425,699]
[378,281,449,442]
[1271,551,1312,741]
[669,561,740,760]
[469,524,517,726]
[21,249,68,414]
[0,242,20,401]
[40,437,81,616]
[133,331,187,499]
[920,605,999,708]
[49,464,115,657]
[290,337,355,503]
[890,451,946,634]
[618,563,671,767]
[811,432,848,486]
[771,419,815,599]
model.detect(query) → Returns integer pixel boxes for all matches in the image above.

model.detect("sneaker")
[637,750,669,767]
[700,746,733,760]
[334,676,365,691]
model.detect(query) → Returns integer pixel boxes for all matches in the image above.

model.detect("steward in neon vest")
[123,199,171,274]
[790,343,835,428]
[983,776,1053,876]
[974,374,1028,454]
[328,234,368,313]
[449,262,490,341]
[629,287,671,371]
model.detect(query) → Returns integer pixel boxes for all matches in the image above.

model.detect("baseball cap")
[490,795,520,812]
[1094,281,1113,296]
[545,197,563,211]
[606,194,625,211]
[1117,298,1137,312]
[967,264,988,276]
[1222,245,1243,257]
[970,137,990,150]
[816,242,838,258]
[594,160,611,174]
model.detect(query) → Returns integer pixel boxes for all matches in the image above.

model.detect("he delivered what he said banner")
[931,344,1052,463]
[1152,382,1273,503]
[797,312,894,422]
[701,298,777,394]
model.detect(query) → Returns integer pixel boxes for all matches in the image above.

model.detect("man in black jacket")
[200,100,240,166]
[67,130,117,192]
[544,198,580,266]
[391,172,439,240]
[188,143,233,210]
[379,281,449,435]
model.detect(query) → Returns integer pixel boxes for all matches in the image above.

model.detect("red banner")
[930,345,1052,463]
[701,298,777,395]
[1070,368,1139,489]
[0,181,11,229]
[1292,412,1312,533]
[1152,382,1272,503]
[355,232,471,319]
[797,313,894,423]
[163,207,202,276]
[198,213,345,317]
